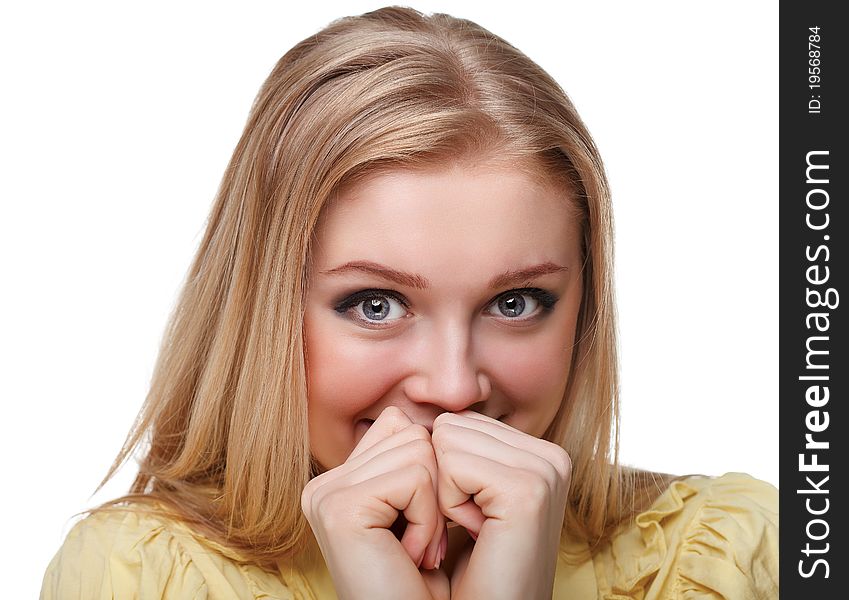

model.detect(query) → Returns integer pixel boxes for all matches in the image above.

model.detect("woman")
[41,6,777,599]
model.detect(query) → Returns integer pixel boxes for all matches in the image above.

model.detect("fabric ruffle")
[593,472,778,600]
[42,473,778,599]
[41,507,300,599]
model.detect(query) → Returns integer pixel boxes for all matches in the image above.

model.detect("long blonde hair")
[97,6,664,567]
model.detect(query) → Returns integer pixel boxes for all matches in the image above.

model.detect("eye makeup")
[491,287,559,313]
[334,289,410,314]
[332,286,560,327]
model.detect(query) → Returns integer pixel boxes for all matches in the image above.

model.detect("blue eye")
[334,287,558,328]
[335,290,409,325]
[492,292,535,317]
[357,295,407,321]
[487,288,558,320]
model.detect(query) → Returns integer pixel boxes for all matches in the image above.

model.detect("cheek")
[488,332,573,404]
[483,315,579,433]
[305,319,401,416]
[304,312,404,468]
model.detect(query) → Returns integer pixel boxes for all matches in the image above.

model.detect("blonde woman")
[41,7,778,599]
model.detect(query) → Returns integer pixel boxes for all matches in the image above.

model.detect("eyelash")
[333,287,559,328]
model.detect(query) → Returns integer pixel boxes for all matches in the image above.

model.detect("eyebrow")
[320,260,569,290]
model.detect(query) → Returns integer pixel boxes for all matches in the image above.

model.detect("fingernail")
[467,528,478,541]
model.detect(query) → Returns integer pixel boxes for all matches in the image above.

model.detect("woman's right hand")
[301,407,449,600]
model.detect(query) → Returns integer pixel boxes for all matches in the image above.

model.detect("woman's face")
[304,161,584,470]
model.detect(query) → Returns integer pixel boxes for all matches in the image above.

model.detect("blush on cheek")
[492,335,573,405]
[515,362,569,405]
[308,330,404,416]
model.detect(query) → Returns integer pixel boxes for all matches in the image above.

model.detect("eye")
[486,288,559,320]
[334,289,409,326]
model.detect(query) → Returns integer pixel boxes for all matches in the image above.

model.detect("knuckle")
[312,488,348,526]
[515,472,550,506]
[429,422,455,447]
[551,445,572,476]
[406,437,436,463]
[432,411,454,429]
[539,440,572,478]
[437,494,455,515]
[409,463,433,486]
[540,460,560,489]
[378,405,410,426]
[430,427,444,448]
[300,476,322,516]
[310,486,329,517]
[405,423,431,441]
[300,490,311,516]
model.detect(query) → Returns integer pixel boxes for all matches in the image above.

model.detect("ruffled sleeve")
[593,472,778,600]
[40,508,210,599]
[40,508,299,600]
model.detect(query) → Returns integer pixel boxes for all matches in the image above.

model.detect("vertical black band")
[780,3,847,594]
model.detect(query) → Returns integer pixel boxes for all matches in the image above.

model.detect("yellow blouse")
[41,472,778,599]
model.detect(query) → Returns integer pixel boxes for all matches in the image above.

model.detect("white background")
[1,1,777,594]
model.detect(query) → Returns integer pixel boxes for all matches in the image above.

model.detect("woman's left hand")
[431,411,572,600]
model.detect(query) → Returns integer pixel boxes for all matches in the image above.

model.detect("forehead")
[311,163,581,283]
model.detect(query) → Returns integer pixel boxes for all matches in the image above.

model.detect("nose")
[403,319,491,412]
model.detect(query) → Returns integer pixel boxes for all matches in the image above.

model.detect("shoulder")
[40,506,296,600]
[594,472,778,599]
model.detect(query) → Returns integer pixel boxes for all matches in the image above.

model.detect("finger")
[303,428,437,516]
[357,465,442,568]
[349,405,417,460]
[309,465,439,566]
[435,411,533,447]
[351,453,444,571]
[306,434,445,568]
[435,450,513,535]
[349,424,448,569]
[334,435,440,493]
[452,410,517,432]
[421,511,448,571]
[432,422,554,485]
[344,436,447,568]
[448,498,485,541]
[438,448,561,525]
[435,411,570,476]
